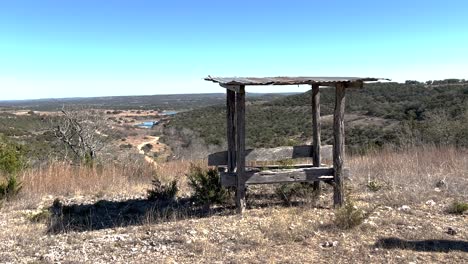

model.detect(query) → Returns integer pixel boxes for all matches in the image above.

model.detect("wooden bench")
[208,145,349,187]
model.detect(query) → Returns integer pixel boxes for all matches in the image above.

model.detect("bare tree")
[54,107,108,163]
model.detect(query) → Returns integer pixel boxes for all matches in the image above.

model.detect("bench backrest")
[208,145,332,166]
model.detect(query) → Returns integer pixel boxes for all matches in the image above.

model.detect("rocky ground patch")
[0,189,466,263]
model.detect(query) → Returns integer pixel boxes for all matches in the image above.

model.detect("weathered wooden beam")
[248,164,325,170]
[333,82,346,207]
[217,163,340,171]
[226,90,236,173]
[311,83,321,194]
[220,84,241,92]
[235,85,246,213]
[221,167,336,187]
[208,145,333,166]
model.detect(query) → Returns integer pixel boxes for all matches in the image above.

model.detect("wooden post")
[235,85,246,213]
[333,82,346,207]
[226,90,236,173]
[311,84,321,195]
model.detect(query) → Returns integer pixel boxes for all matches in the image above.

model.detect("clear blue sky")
[1,0,467,100]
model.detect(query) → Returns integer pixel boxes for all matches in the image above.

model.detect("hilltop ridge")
[166,81,468,155]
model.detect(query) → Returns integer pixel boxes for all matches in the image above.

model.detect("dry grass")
[349,145,468,206]
[19,161,154,200]
[12,145,465,209]
[0,146,467,263]
[10,157,205,210]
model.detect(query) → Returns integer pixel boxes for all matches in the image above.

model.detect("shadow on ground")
[46,196,311,234]
[45,184,324,234]
[47,198,236,234]
[375,237,468,253]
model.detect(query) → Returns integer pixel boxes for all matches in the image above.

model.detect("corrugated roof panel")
[204,76,390,86]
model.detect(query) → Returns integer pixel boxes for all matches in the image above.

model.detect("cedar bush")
[0,174,23,200]
[187,165,229,207]
[0,136,24,200]
[0,136,24,175]
[147,178,178,202]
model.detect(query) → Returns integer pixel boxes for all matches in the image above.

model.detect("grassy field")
[0,146,466,263]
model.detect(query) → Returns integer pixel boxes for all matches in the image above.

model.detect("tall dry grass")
[15,157,205,206]
[8,145,468,209]
[349,145,468,205]
[19,161,153,199]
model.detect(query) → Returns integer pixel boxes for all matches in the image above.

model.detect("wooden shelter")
[205,76,388,213]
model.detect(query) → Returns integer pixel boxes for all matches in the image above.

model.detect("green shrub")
[0,137,24,175]
[0,174,23,200]
[334,199,366,229]
[187,165,229,207]
[26,208,51,223]
[446,201,468,215]
[147,178,178,202]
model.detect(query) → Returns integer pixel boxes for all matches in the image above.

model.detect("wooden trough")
[205,76,388,213]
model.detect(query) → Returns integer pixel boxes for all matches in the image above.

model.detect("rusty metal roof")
[204,76,389,86]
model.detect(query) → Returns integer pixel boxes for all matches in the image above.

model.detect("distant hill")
[166,82,468,154]
[0,92,294,111]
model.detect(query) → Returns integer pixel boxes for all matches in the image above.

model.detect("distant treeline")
[406,79,468,85]
[166,81,468,155]
[0,93,289,112]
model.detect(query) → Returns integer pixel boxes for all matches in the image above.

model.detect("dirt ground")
[0,190,466,263]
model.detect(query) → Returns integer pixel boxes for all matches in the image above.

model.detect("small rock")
[364,219,378,227]
[447,227,457,236]
[320,241,338,248]
[434,188,441,192]
[40,253,56,262]
[425,200,436,206]
[115,235,128,241]
[435,179,446,188]
[320,242,331,248]
[398,205,411,211]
